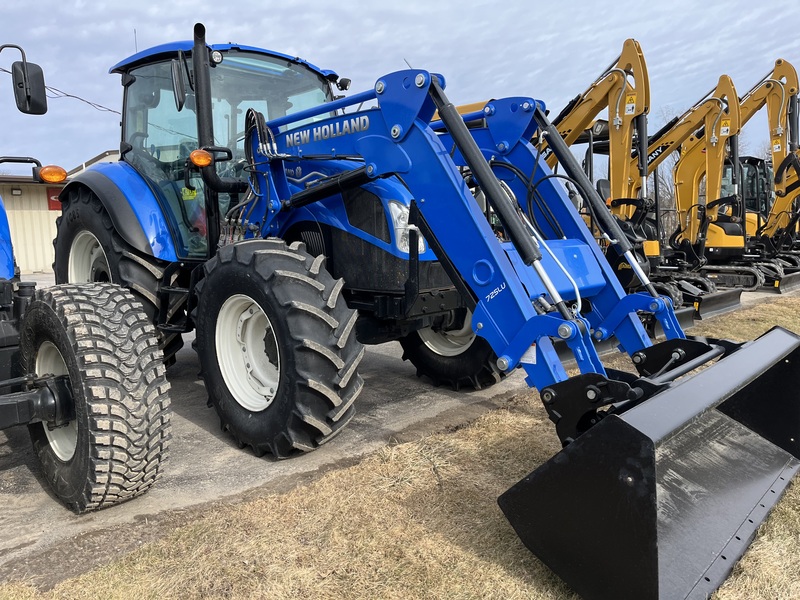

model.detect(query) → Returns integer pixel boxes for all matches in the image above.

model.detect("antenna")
[403,58,413,69]
[134,28,138,53]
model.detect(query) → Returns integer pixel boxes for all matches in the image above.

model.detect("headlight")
[388,201,426,254]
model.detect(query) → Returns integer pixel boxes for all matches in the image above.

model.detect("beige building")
[0,150,118,274]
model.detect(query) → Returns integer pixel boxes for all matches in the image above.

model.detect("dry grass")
[691,295,800,342]
[1,297,800,599]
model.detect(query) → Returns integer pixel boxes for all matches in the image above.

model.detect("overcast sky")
[2,0,799,175]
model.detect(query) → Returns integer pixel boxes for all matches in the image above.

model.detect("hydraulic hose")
[428,77,542,266]
[532,107,659,298]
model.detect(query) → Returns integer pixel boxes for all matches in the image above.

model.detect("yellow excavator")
[670,59,800,291]
[739,59,799,245]
[581,75,745,317]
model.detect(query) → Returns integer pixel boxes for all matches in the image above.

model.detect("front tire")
[53,186,185,366]
[21,284,172,513]
[194,240,364,458]
[399,309,502,391]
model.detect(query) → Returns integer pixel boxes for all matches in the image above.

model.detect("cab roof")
[109,41,336,79]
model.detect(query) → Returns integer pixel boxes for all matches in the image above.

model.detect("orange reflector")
[38,165,67,183]
[190,149,213,167]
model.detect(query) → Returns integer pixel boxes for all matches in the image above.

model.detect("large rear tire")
[398,309,503,391]
[194,240,364,458]
[53,186,185,366]
[21,283,171,513]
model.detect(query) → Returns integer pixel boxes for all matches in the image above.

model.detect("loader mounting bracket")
[540,372,651,445]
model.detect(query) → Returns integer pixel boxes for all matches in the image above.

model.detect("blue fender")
[60,162,178,261]
[0,195,15,280]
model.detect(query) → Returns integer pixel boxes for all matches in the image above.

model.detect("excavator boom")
[544,39,649,209]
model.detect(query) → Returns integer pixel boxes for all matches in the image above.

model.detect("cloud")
[2,0,800,174]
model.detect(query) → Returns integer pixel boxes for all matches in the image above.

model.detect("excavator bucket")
[499,326,800,600]
[693,288,742,320]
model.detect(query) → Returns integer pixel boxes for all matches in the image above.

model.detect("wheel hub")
[36,341,77,462]
[216,294,280,412]
[69,230,111,283]
[418,311,477,357]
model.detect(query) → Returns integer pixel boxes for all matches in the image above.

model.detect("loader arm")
[248,70,693,415]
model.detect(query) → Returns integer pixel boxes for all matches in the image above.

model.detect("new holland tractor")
[55,24,800,598]
[0,44,171,512]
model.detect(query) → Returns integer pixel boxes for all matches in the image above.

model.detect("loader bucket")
[499,326,800,600]
[693,288,742,320]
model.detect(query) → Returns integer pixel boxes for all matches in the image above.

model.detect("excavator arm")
[543,39,649,210]
[628,76,738,199]
[670,75,741,248]
[742,59,800,239]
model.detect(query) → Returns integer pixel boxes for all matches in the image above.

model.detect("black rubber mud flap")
[693,287,742,320]
[498,326,800,600]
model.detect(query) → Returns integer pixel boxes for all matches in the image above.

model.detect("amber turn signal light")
[37,165,67,184]
[189,149,213,168]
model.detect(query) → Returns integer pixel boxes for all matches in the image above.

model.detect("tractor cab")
[112,44,340,259]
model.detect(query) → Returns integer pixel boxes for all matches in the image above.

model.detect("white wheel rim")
[68,230,111,283]
[216,294,280,412]
[418,311,477,357]
[36,341,77,462]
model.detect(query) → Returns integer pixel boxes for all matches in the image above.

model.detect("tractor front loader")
[58,24,800,597]
[431,87,800,600]
[0,44,171,512]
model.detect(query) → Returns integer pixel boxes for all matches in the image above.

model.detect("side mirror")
[12,60,47,115]
[171,57,186,112]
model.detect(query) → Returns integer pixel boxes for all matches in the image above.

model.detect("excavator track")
[701,264,765,291]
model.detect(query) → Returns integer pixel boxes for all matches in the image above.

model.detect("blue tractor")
[0,45,171,512]
[55,24,800,597]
